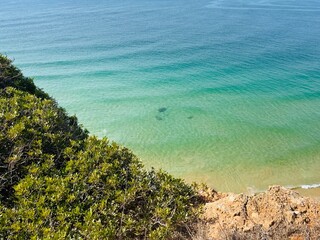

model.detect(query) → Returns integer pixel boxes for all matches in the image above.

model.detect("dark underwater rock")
[158,107,167,113]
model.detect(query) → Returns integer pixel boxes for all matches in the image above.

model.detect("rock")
[155,116,163,121]
[201,185,320,239]
[158,107,167,113]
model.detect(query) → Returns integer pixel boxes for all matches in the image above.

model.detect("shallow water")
[1,0,320,194]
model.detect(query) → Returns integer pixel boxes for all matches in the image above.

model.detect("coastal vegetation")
[0,55,203,239]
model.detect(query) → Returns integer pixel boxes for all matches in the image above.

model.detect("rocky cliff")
[200,186,320,239]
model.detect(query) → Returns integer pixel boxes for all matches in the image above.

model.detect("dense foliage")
[0,88,87,202]
[0,55,203,239]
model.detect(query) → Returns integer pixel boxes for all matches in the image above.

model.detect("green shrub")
[0,88,87,203]
[0,54,203,239]
[1,137,201,239]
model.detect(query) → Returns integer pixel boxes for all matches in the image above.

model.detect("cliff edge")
[200,186,320,239]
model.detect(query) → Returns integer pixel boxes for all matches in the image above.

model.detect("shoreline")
[227,184,320,201]
[140,151,320,200]
[241,184,320,201]
[294,187,320,201]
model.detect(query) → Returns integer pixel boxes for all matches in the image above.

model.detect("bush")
[1,137,201,239]
[0,87,87,203]
[0,54,203,239]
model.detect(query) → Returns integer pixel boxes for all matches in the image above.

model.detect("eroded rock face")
[202,186,320,239]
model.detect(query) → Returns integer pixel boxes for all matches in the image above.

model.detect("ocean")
[1,0,320,194]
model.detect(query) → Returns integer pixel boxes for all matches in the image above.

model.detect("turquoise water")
[1,0,320,193]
